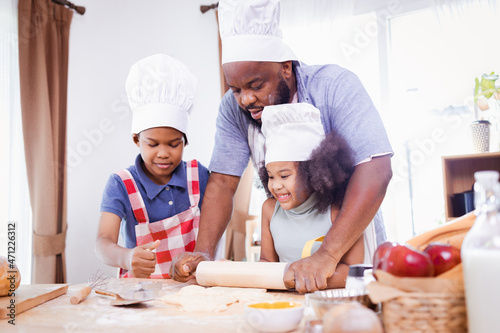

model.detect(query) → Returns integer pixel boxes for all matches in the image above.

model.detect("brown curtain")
[18,0,72,283]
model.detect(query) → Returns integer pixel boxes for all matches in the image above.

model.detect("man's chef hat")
[218,0,297,65]
[262,103,325,166]
[126,54,197,140]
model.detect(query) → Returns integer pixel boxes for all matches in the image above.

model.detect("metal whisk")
[70,269,110,305]
[88,269,109,290]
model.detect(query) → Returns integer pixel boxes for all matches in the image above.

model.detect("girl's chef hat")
[125,54,197,141]
[218,0,297,65]
[262,103,325,166]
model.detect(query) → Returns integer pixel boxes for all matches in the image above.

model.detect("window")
[384,2,500,241]
[276,0,500,242]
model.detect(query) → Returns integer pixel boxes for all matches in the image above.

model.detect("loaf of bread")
[406,212,474,251]
[0,256,21,296]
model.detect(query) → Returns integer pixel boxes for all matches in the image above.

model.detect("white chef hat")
[126,54,197,141]
[218,0,297,65]
[262,103,325,166]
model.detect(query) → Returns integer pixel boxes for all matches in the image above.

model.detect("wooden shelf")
[442,152,500,221]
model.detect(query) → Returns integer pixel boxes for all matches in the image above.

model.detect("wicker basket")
[368,213,474,333]
[381,291,467,333]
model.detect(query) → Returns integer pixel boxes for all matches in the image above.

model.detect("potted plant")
[471,72,500,152]
[474,72,500,119]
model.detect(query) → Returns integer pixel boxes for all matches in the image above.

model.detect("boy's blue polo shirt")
[100,154,210,249]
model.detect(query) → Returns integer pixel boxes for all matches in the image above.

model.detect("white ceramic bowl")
[245,301,304,333]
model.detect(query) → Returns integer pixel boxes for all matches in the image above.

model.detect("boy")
[96,54,209,278]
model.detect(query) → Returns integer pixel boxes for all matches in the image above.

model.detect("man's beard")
[241,75,291,128]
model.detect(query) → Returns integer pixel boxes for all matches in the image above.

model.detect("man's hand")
[170,251,210,282]
[283,249,338,294]
[127,240,160,278]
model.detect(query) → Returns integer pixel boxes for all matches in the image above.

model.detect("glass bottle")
[461,170,500,333]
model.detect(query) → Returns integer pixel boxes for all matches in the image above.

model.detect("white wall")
[66,0,221,283]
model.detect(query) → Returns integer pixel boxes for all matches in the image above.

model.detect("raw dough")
[161,285,267,312]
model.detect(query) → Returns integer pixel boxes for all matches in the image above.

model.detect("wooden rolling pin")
[70,285,92,305]
[195,261,289,290]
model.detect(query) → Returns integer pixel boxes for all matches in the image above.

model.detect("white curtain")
[281,0,354,27]
[280,0,355,64]
[432,0,499,17]
[0,0,32,284]
[279,0,381,108]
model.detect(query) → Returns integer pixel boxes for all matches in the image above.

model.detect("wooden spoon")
[95,289,154,306]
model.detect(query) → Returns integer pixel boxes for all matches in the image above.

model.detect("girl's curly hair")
[258,131,354,214]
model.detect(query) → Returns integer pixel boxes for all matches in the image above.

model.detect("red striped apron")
[116,160,200,278]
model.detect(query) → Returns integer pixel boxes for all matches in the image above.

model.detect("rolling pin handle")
[70,285,92,305]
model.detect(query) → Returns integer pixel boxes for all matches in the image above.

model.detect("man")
[170,0,393,294]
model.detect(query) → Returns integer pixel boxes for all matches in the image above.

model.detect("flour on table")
[161,285,267,312]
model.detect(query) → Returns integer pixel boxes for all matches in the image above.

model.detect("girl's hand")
[127,240,161,278]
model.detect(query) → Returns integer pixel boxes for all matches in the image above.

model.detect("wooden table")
[0,278,315,333]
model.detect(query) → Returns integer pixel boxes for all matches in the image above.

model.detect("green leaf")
[480,74,498,99]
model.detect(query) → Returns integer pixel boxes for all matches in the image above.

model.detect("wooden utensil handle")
[95,289,116,297]
[70,285,92,305]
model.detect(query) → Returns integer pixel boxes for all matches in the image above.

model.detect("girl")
[96,54,209,278]
[258,103,376,289]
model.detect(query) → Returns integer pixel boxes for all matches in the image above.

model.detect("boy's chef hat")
[262,103,325,166]
[126,54,197,139]
[218,0,297,65]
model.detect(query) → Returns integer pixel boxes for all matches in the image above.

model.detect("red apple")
[373,241,398,270]
[379,243,434,278]
[423,242,461,276]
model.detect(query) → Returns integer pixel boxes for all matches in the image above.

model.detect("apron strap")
[363,220,377,265]
[248,124,266,170]
[301,236,324,259]
[186,160,200,208]
[300,221,377,264]
[115,169,150,224]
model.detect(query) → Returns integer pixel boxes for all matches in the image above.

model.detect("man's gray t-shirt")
[209,62,393,244]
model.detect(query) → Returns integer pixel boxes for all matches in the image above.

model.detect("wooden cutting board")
[0,284,69,319]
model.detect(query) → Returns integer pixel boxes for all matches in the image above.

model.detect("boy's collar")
[134,155,187,200]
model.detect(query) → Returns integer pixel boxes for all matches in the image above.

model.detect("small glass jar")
[345,264,373,291]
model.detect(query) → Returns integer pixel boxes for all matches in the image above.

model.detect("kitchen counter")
[0,278,314,333]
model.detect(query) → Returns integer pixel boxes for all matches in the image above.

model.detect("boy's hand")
[170,251,210,282]
[127,240,161,278]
